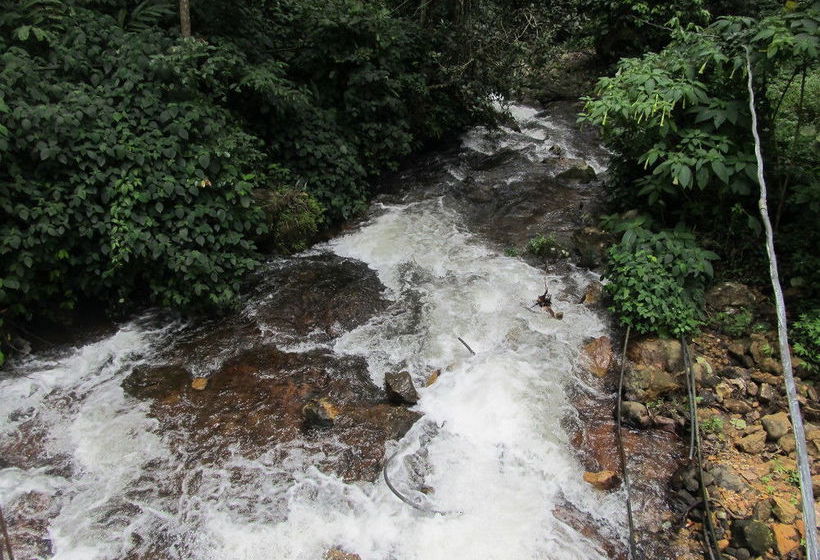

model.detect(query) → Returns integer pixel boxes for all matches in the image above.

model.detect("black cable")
[616,325,639,560]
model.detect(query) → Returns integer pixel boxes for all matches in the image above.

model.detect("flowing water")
[0,102,638,560]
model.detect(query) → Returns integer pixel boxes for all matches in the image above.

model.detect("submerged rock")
[384,371,419,405]
[580,336,613,378]
[303,398,339,427]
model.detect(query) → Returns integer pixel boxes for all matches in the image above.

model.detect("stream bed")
[0,102,677,560]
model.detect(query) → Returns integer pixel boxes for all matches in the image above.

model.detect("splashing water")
[0,104,629,560]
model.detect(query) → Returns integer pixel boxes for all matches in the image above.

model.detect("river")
[0,102,640,560]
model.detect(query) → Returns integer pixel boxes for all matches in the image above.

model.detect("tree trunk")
[179,0,191,37]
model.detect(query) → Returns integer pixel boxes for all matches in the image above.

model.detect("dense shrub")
[604,227,717,336]
[0,0,508,339]
[583,2,820,303]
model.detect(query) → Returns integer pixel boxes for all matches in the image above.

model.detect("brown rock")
[760,357,783,375]
[325,548,361,560]
[191,377,208,390]
[758,382,777,403]
[581,336,613,377]
[752,371,781,386]
[761,412,791,440]
[627,338,683,372]
[813,475,820,496]
[753,498,772,521]
[750,335,775,366]
[384,371,419,404]
[303,398,339,427]
[425,369,440,387]
[746,381,758,397]
[771,523,799,556]
[581,282,603,306]
[715,382,734,402]
[723,399,752,414]
[625,367,681,401]
[737,430,767,453]
[705,282,756,311]
[728,341,749,363]
[771,496,800,524]
[583,470,621,491]
[621,401,651,428]
[779,434,796,453]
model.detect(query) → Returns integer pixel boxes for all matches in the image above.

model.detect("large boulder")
[624,367,681,401]
[627,338,684,373]
[705,282,757,312]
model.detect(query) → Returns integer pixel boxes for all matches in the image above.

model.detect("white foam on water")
[0,105,624,560]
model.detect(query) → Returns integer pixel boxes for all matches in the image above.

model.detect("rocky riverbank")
[577,279,818,559]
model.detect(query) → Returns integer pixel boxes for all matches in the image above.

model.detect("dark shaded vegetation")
[1,0,818,368]
[0,0,525,360]
[582,1,819,352]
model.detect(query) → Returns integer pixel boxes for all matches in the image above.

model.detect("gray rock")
[761,411,791,440]
[732,520,772,556]
[385,371,419,405]
[705,282,756,311]
[710,465,748,492]
[555,161,596,183]
[621,401,651,428]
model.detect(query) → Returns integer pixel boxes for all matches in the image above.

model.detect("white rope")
[746,46,818,560]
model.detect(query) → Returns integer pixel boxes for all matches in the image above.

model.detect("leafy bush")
[583,3,820,309]
[605,228,717,336]
[0,0,507,335]
[526,233,567,258]
[793,310,820,372]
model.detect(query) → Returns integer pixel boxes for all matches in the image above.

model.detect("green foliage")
[711,308,754,336]
[793,310,820,372]
[584,2,820,310]
[605,227,717,336]
[0,0,504,330]
[702,415,725,433]
[526,233,566,258]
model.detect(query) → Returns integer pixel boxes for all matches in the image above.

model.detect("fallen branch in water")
[533,283,564,319]
[458,337,476,355]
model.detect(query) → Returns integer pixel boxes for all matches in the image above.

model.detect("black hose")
[616,325,639,560]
